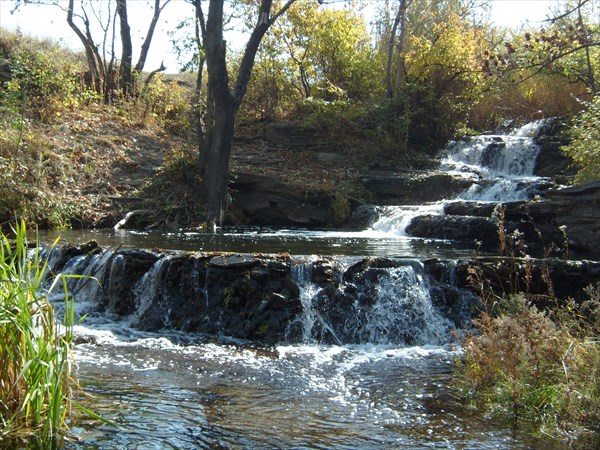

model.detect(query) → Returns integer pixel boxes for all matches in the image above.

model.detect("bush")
[0,34,94,122]
[562,94,600,183]
[456,216,600,440]
[136,74,193,136]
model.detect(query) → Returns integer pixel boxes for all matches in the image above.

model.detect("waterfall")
[289,258,457,346]
[131,256,172,328]
[343,264,455,345]
[289,260,343,345]
[442,120,544,202]
[369,204,445,236]
[367,120,547,235]
[44,245,474,345]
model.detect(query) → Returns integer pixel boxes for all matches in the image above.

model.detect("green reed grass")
[0,220,77,445]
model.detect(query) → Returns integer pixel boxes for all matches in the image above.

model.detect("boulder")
[533,118,575,179]
[526,181,600,260]
[362,170,474,205]
[264,122,328,150]
[231,173,332,227]
[406,215,499,249]
[345,204,382,230]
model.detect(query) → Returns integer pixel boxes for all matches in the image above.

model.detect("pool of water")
[36,227,481,259]
[65,329,564,449]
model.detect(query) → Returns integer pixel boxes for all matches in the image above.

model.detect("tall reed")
[0,220,76,445]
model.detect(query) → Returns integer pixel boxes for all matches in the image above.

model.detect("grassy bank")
[0,221,77,447]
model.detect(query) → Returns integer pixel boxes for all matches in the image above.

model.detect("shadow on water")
[35,227,481,259]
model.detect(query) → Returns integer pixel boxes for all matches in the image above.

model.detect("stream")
[42,121,572,448]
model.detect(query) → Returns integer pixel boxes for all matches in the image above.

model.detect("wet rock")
[102,249,161,315]
[210,254,261,269]
[480,140,506,167]
[50,244,600,344]
[533,118,575,179]
[345,204,381,230]
[123,252,302,343]
[455,257,600,303]
[406,215,499,249]
[362,171,474,205]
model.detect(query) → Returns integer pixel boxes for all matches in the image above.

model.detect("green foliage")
[562,94,600,183]
[457,292,600,436]
[137,75,194,136]
[241,0,383,120]
[1,34,94,122]
[403,13,491,137]
[490,1,600,93]
[0,221,76,444]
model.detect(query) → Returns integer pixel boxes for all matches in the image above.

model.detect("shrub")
[456,214,600,440]
[562,94,600,183]
[0,34,93,122]
[136,74,193,136]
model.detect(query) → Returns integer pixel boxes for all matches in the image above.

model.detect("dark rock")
[209,254,261,269]
[480,140,506,167]
[362,170,474,205]
[102,249,161,315]
[345,204,381,230]
[455,257,600,303]
[51,244,600,344]
[533,118,575,178]
[121,252,301,343]
[526,181,600,260]
[264,122,327,150]
[444,201,499,217]
[231,173,332,227]
[406,215,499,248]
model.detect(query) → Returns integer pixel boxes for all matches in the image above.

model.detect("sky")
[0,0,564,73]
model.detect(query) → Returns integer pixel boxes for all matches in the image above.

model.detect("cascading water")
[367,120,548,236]
[289,260,341,344]
[289,258,457,346]
[27,120,571,448]
[442,120,545,202]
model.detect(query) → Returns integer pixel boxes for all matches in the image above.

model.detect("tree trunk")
[117,0,134,97]
[67,0,103,95]
[203,93,235,226]
[134,0,171,75]
[199,0,297,227]
[393,0,411,96]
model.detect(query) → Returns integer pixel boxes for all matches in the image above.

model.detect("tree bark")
[67,0,103,95]
[134,0,172,75]
[393,0,411,96]
[199,0,297,227]
[116,0,134,96]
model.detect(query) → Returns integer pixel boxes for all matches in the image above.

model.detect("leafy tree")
[239,0,380,120]
[487,0,600,93]
[381,0,488,99]
[404,12,489,135]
